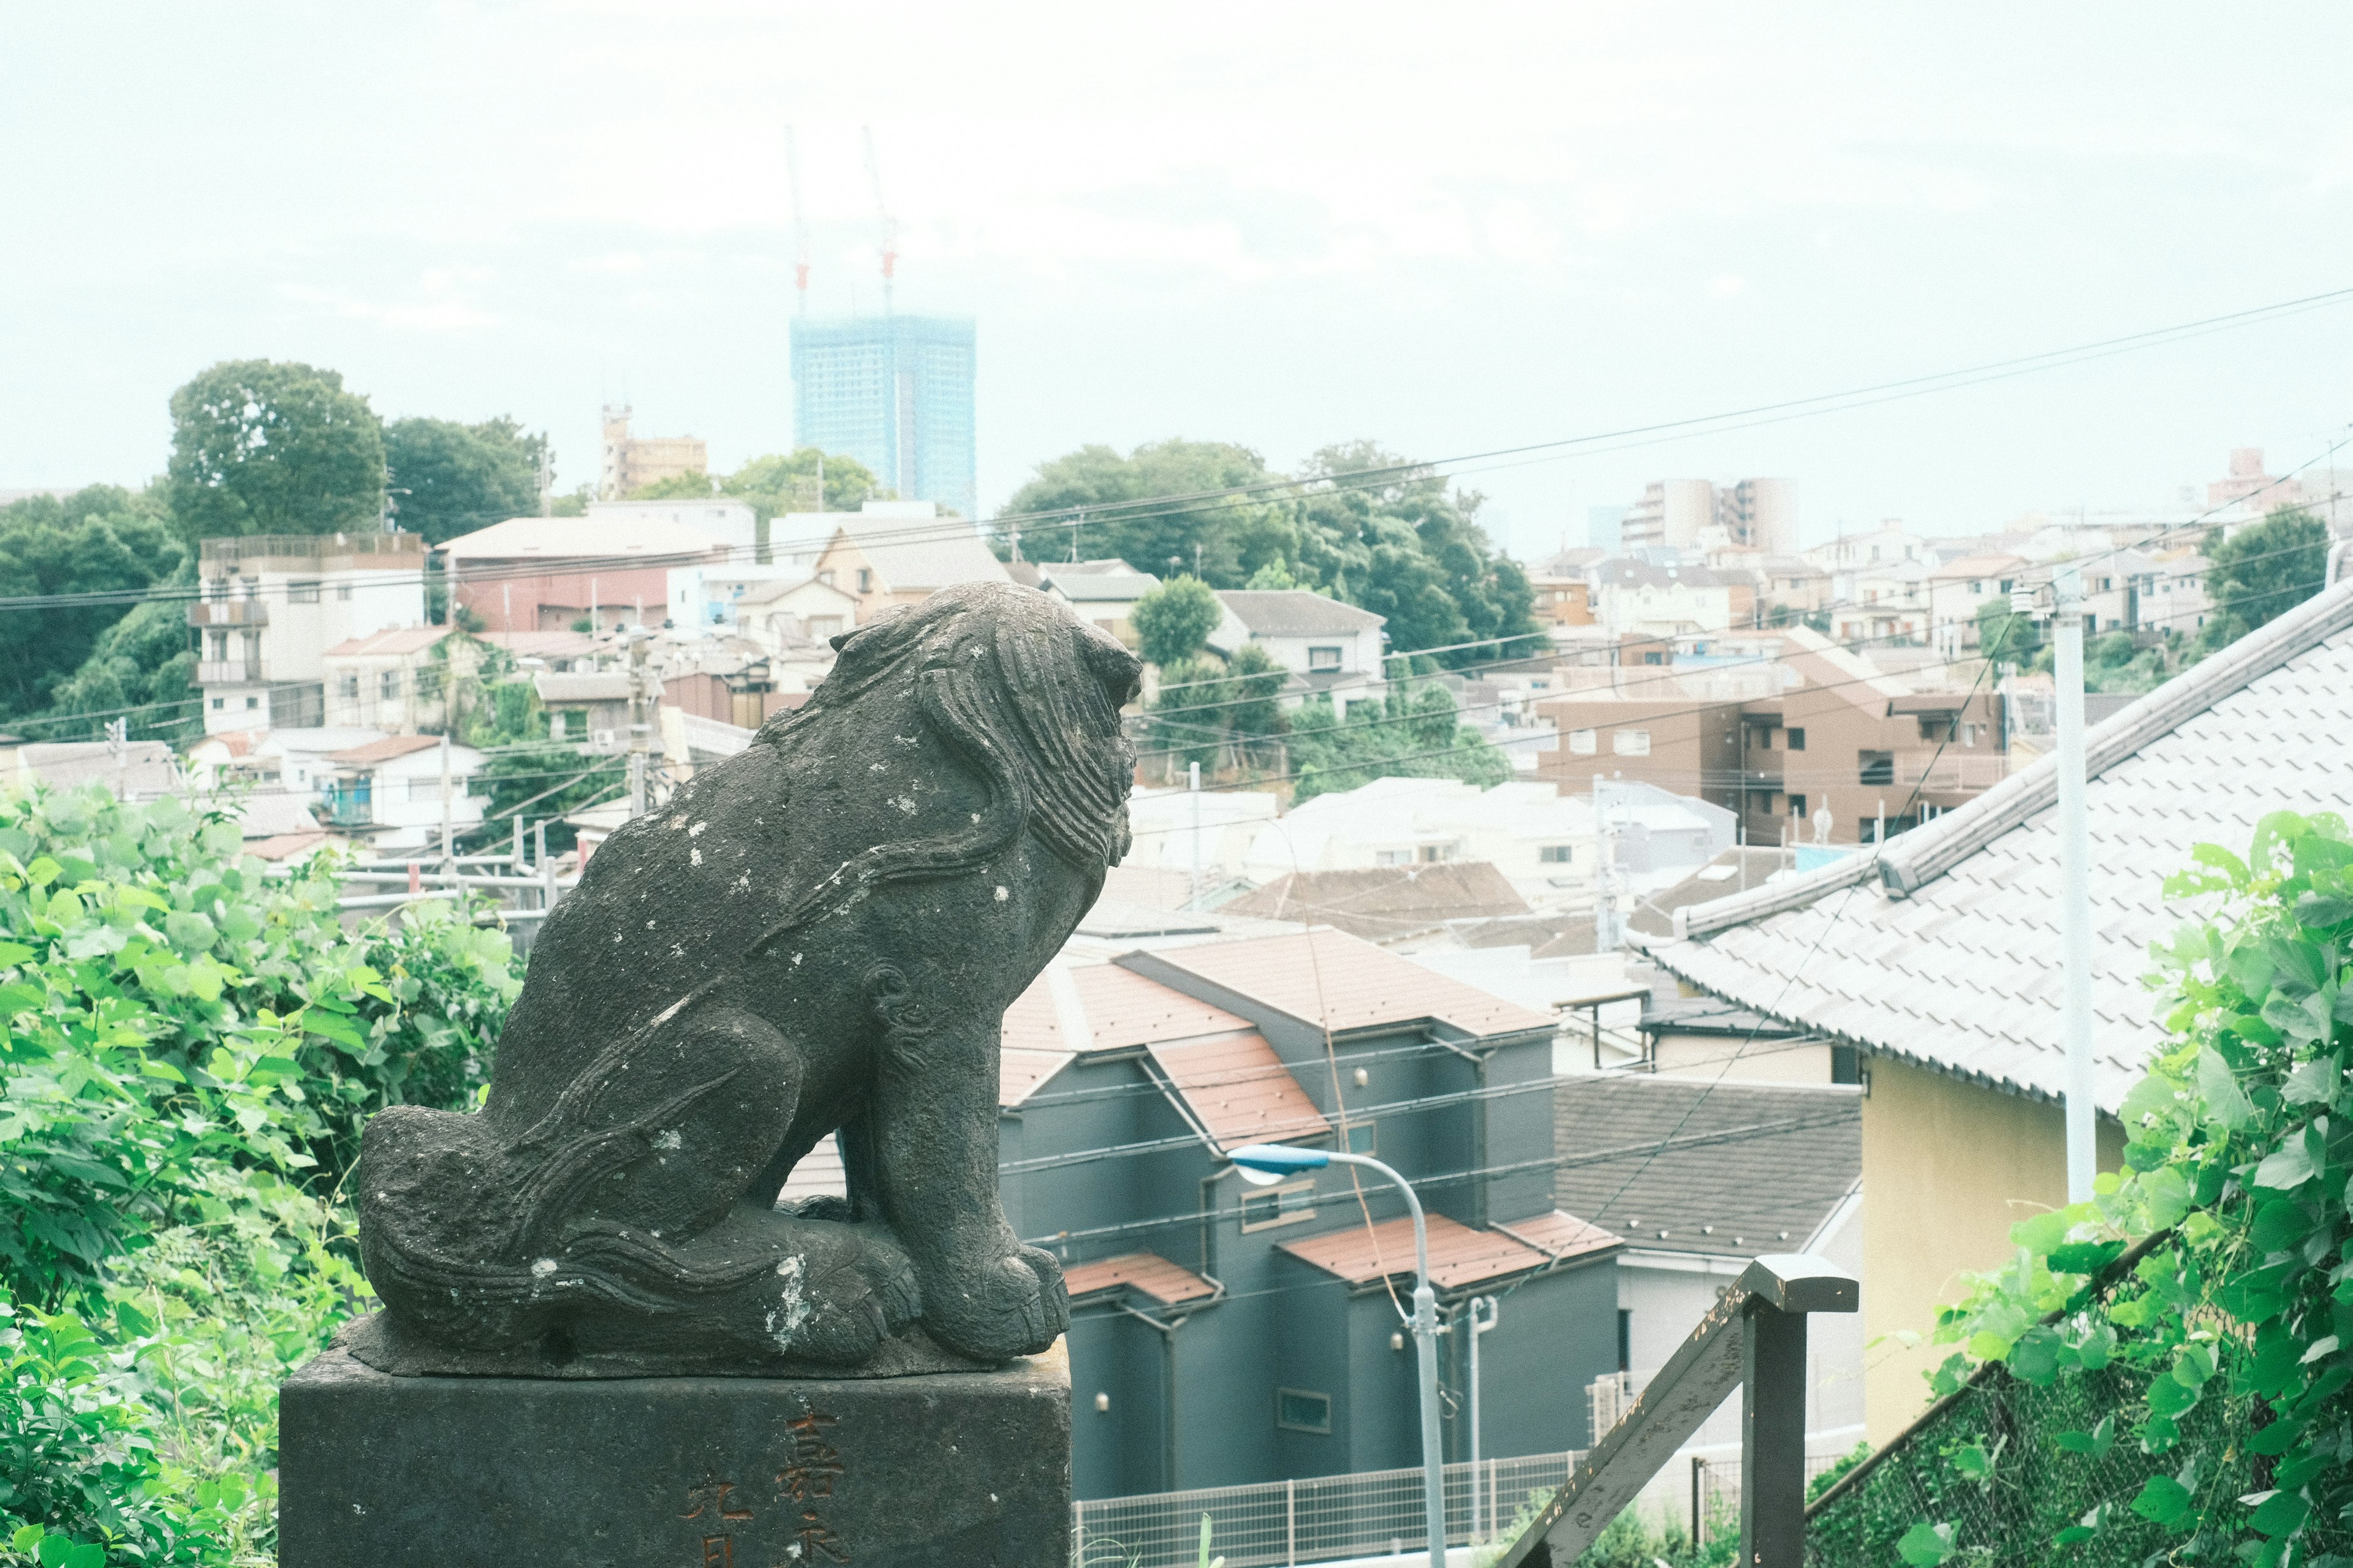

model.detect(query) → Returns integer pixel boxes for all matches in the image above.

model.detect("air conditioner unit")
[593,729,616,749]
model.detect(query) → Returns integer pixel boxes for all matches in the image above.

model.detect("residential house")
[6,740,181,800]
[478,629,602,673]
[1923,554,2027,656]
[767,501,1010,618]
[191,532,428,735]
[1751,555,1832,619]
[732,576,863,650]
[1590,559,1751,638]
[1537,627,2008,846]
[249,729,388,798]
[319,734,485,851]
[1552,1074,1864,1479]
[1220,862,1531,945]
[1040,561,1164,651]
[228,791,333,867]
[1004,930,1621,1496]
[442,515,735,633]
[1640,577,2353,1441]
[1802,522,1938,575]
[534,671,656,751]
[1526,547,1602,630]
[583,498,757,556]
[322,626,463,734]
[1118,786,1284,892]
[1205,591,1387,709]
[1826,558,1931,647]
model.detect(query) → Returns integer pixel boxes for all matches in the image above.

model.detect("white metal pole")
[1468,1295,1499,1540]
[439,731,455,876]
[1188,760,1202,911]
[2053,562,2097,1203]
[1328,1151,1444,1568]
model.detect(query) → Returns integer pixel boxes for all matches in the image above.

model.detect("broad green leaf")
[2251,1131,2321,1194]
[1895,1520,1957,1567]
[2047,1240,2124,1276]
[137,1058,187,1083]
[2146,1374,2200,1418]
[2281,1055,2343,1105]
[2196,1045,2255,1129]
[35,1535,72,1568]
[2248,1489,2310,1538]
[2131,1474,2193,1528]
[1951,1444,1993,1480]
[2055,1414,2115,1457]
[61,1544,102,1568]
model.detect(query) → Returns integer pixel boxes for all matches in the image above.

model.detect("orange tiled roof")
[1001,961,1252,1054]
[1495,1209,1624,1263]
[1148,1033,1325,1148]
[1135,929,1555,1039]
[1061,1252,1218,1306]
[1278,1211,1604,1290]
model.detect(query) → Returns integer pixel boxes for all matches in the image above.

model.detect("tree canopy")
[385,416,542,543]
[0,486,185,721]
[2198,506,2330,654]
[1131,576,1223,667]
[166,360,385,544]
[999,437,1539,666]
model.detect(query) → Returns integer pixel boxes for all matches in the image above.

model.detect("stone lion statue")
[350,583,1143,1376]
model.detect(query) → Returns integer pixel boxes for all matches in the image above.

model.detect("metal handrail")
[1490,1252,1858,1568]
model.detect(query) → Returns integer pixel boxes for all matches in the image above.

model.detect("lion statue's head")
[757,581,1145,871]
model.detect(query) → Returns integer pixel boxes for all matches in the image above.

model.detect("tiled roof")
[1278,1211,1610,1290]
[327,734,443,765]
[1553,1077,1860,1257]
[1627,849,1799,939]
[1001,1047,1075,1107]
[1650,583,2353,1112]
[1494,1209,1624,1262]
[1000,962,1253,1055]
[441,515,728,563]
[1221,862,1530,943]
[1214,590,1384,637]
[1126,928,1556,1040]
[325,626,449,657]
[534,672,639,703]
[828,513,1009,594]
[1147,1033,1327,1148]
[1062,1252,1218,1306]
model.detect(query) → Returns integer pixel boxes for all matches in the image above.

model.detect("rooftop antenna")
[786,124,810,317]
[860,124,897,316]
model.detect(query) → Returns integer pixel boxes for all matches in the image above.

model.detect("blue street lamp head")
[1229,1143,1331,1187]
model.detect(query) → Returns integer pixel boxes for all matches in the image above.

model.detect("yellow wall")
[1860,1056,2124,1445]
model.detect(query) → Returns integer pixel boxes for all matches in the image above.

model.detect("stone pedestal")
[279,1337,1070,1568]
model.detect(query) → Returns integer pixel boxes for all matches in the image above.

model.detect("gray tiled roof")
[1646,581,2353,1113]
[1215,589,1384,636]
[1553,1075,1860,1257]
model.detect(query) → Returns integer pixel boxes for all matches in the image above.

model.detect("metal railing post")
[1739,1300,1809,1568]
[1286,1477,1295,1566]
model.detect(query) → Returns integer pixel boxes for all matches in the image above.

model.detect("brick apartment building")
[1536,627,2007,845]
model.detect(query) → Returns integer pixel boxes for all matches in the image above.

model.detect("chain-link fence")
[1072,1449,1582,1567]
[1802,1263,2351,1565]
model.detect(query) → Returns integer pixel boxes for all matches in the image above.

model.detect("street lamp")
[1230,1143,1446,1568]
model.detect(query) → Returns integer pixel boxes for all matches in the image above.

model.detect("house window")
[1276,1388,1332,1435]
[1308,645,1343,672]
[210,697,224,711]
[244,695,259,710]
[856,567,873,593]
[817,570,835,588]
[1617,1309,1632,1372]
[337,583,354,601]
[1999,579,2014,593]
[550,712,569,740]
[1612,729,1651,756]
[338,674,359,700]
[1786,727,1806,751]
[1344,1121,1376,1156]
[1417,844,1453,863]
[1568,729,1597,755]
[1968,581,1982,594]
[289,580,320,604]
[1374,849,1411,866]
[381,671,400,700]
[1859,750,1895,786]
[1788,793,1807,818]
[1539,846,1575,863]
[1240,1180,1317,1232]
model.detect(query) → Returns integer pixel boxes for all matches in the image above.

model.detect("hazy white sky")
[8,2,2353,555]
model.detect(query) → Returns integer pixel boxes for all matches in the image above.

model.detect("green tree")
[1132,576,1223,666]
[1146,645,1290,774]
[2197,506,2330,653]
[724,449,882,517]
[998,439,1297,584]
[385,416,542,543]
[1975,596,2040,665]
[626,471,716,501]
[1284,683,1511,801]
[0,487,185,719]
[165,360,385,544]
[38,599,202,744]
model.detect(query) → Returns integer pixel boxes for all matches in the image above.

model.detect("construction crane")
[860,124,898,316]
[784,124,810,316]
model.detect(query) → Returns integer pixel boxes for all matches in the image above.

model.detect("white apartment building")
[191,533,428,735]
[1802,522,1938,574]
[1619,477,1797,555]
[1592,559,1749,638]
[586,498,757,556]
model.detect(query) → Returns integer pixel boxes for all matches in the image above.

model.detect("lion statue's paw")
[920,1243,1070,1362]
[758,1222,925,1365]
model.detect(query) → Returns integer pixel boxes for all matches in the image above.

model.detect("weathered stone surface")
[279,1338,1073,1568]
[350,583,1142,1376]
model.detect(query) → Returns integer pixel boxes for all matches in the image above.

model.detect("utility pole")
[1188,761,1202,910]
[538,439,555,517]
[626,631,653,817]
[104,718,128,801]
[439,730,455,877]
[2052,561,2097,1203]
